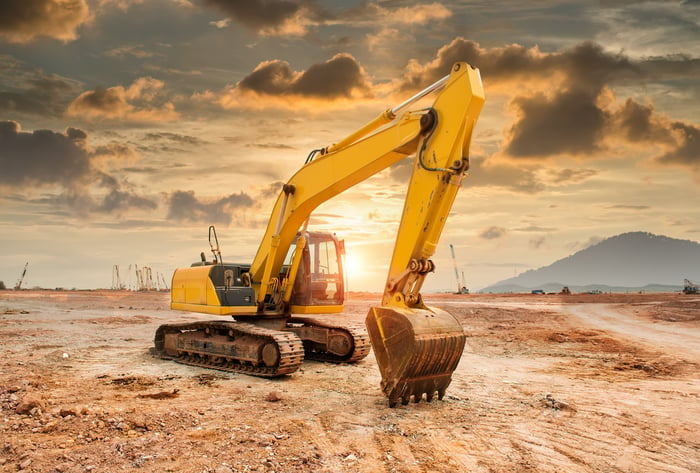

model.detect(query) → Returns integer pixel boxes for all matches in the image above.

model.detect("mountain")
[480,232,700,293]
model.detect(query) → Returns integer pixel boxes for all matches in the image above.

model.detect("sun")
[342,250,366,291]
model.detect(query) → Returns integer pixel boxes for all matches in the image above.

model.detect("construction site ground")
[1,290,698,473]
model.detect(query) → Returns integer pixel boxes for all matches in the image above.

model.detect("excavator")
[154,62,485,406]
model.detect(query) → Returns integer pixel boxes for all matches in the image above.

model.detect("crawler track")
[153,321,305,377]
[289,316,371,363]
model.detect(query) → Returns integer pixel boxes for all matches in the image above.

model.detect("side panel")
[170,265,256,316]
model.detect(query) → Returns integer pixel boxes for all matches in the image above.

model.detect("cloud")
[655,121,700,171]
[0,0,91,43]
[504,87,608,158]
[66,77,178,122]
[398,39,641,92]
[0,56,80,117]
[566,235,604,253]
[105,44,157,59]
[466,158,545,194]
[503,88,700,164]
[0,120,92,187]
[97,180,158,213]
[479,226,507,240]
[606,204,650,210]
[344,2,451,24]
[218,54,372,109]
[609,98,699,171]
[0,120,157,216]
[199,1,450,38]
[545,168,599,185]
[143,132,207,146]
[388,3,451,24]
[611,99,677,145]
[198,0,452,38]
[529,236,547,250]
[166,190,255,224]
[200,0,323,36]
[397,38,699,169]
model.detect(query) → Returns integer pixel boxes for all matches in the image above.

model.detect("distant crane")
[449,244,469,294]
[14,262,28,290]
[144,266,154,290]
[158,272,169,291]
[134,265,145,291]
[112,265,125,290]
[683,279,698,295]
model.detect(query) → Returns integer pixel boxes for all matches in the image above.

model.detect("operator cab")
[290,231,345,310]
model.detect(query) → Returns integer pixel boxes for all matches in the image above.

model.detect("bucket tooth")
[366,305,466,406]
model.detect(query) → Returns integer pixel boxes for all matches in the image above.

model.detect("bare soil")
[1,290,698,473]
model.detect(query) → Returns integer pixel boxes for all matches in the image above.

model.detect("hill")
[480,232,700,293]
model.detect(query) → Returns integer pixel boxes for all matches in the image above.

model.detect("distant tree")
[0,281,6,290]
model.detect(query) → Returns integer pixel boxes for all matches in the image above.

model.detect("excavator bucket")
[366,305,466,407]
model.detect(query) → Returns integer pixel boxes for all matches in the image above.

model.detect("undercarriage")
[153,315,370,377]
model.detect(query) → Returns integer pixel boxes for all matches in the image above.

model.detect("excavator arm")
[248,106,424,310]
[249,63,484,320]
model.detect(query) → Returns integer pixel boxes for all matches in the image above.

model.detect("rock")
[264,391,282,402]
[15,394,43,415]
[59,407,78,417]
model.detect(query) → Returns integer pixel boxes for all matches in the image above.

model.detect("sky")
[1,0,699,292]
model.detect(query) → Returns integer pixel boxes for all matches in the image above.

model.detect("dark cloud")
[505,90,699,163]
[0,0,90,43]
[399,38,699,168]
[400,39,642,92]
[43,184,158,216]
[479,226,507,240]
[0,120,92,187]
[98,188,158,213]
[202,0,300,29]
[0,120,157,215]
[293,55,371,97]
[237,54,371,99]
[0,60,79,117]
[505,87,608,157]
[655,122,700,170]
[612,99,676,144]
[200,0,329,35]
[166,190,254,224]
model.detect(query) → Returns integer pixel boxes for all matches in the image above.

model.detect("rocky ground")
[0,290,698,472]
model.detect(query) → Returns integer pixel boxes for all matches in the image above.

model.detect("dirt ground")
[1,290,698,473]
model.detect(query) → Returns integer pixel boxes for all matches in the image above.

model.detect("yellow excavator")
[154,62,484,406]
